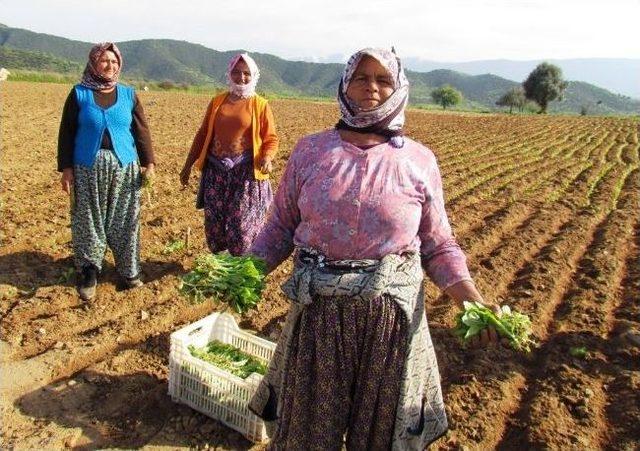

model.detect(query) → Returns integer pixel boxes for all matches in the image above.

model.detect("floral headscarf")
[336,47,409,147]
[80,42,123,90]
[226,53,260,98]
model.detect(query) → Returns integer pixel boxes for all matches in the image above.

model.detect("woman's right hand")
[61,168,74,193]
[179,165,191,187]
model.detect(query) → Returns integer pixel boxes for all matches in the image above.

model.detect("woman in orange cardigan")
[180,53,279,255]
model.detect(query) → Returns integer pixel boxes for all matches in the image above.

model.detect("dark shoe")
[77,266,97,301]
[123,275,143,290]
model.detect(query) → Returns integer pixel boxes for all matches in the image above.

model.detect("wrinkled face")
[346,55,394,110]
[230,59,252,85]
[96,50,119,79]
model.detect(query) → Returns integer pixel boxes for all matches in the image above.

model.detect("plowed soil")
[1,81,639,450]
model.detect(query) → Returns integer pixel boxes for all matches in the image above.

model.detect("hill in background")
[403,57,640,100]
[1,24,638,115]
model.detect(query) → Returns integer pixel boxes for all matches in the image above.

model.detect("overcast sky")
[2,0,639,62]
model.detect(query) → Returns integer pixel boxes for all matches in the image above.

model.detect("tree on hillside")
[496,86,526,114]
[522,62,568,114]
[431,85,463,110]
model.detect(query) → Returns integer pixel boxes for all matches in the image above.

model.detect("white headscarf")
[226,53,260,98]
[337,48,409,147]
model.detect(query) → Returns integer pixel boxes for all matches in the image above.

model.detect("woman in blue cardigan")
[57,42,156,301]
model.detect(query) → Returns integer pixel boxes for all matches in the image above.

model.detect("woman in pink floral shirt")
[248,48,499,451]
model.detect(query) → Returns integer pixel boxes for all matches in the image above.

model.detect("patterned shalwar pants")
[202,155,272,255]
[72,149,141,278]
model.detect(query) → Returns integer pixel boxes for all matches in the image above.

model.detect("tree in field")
[522,62,568,114]
[431,85,463,110]
[496,86,526,114]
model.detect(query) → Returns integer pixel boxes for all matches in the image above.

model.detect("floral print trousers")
[72,149,141,278]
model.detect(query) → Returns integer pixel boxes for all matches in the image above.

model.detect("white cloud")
[1,0,639,61]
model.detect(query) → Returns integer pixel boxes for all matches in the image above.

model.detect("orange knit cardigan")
[194,92,278,180]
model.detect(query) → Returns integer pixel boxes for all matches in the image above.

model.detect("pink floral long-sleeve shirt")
[250,129,471,290]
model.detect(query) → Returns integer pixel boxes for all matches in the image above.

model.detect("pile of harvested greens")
[188,340,267,379]
[179,253,267,313]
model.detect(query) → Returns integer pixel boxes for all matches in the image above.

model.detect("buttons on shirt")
[347,200,360,236]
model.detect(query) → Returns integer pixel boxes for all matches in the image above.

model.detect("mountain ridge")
[1,24,638,115]
[403,57,640,99]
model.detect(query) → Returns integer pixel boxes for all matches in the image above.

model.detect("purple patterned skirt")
[267,294,408,450]
[201,152,272,255]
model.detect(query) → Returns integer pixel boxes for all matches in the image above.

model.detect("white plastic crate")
[168,312,276,442]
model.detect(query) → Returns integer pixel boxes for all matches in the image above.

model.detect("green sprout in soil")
[569,346,590,359]
[162,239,185,255]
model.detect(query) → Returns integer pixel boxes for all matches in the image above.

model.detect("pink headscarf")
[226,53,260,98]
[80,42,123,90]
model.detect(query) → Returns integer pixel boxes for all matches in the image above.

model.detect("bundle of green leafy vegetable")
[179,253,267,313]
[453,301,534,352]
[188,340,267,379]
[142,172,155,207]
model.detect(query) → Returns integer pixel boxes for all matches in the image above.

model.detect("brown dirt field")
[1,81,639,450]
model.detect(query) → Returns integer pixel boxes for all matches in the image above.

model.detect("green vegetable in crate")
[179,252,267,313]
[453,301,534,352]
[188,340,267,379]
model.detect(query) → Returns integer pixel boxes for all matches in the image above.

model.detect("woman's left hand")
[141,163,155,180]
[470,326,500,347]
[482,302,503,316]
[469,302,503,348]
[259,156,273,174]
[445,280,503,348]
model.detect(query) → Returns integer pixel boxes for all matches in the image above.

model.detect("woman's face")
[230,59,252,85]
[346,56,394,110]
[96,50,119,79]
